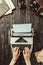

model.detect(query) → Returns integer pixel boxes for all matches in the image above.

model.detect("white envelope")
[0,0,9,17]
[0,0,3,4]
[35,49,43,62]
[4,0,15,15]
[38,49,43,57]
[10,0,15,10]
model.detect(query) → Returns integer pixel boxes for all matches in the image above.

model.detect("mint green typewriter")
[9,23,34,51]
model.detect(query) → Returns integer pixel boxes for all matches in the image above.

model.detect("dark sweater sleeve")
[30,53,41,65]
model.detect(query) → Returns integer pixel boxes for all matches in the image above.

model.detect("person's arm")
[9,46,20,65]
[23,47,32,65]
[9,59,16,65]
[25,60,31,65]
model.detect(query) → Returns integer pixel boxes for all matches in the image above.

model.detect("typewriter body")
[10,23,34,51]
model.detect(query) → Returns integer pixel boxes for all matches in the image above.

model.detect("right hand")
[23,47,32,65]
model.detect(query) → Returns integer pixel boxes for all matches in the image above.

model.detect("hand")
[23,47,32,65]
[11,46,20,62]
[9,46,20,65]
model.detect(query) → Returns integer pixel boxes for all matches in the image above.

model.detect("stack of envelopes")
[0,0,15,17]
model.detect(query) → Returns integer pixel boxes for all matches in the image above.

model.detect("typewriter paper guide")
[10,37,33,45]
[13,24,32,33]
[0,0,9,17]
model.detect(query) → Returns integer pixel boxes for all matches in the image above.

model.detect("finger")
[25,47,29,50]
[11,45,13,49]
[18,50,20,57]
[15,48,20,57]
[24,47,31,54]
[11,46,18,52]
[24,47,29,52]
[24,47,29,50]
[26,47,32,54]
[30,45,33,53]
[16,47,19,53]
[23,47,27,54]
[11,45,13,51]
[23,50,25,56]
[13,47,19,52]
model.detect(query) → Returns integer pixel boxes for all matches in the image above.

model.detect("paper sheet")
[38,49,43,57]
[10,0,15,10]
[4,0,15,15]
[35,49,43,62]
[0,0,2,4]
[0,0,9,17]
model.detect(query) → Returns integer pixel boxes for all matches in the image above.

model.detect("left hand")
[11,46,20,62]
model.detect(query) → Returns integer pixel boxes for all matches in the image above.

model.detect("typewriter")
[9,23,34,51]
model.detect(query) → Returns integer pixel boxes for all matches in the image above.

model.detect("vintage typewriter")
[9,23,34,51]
